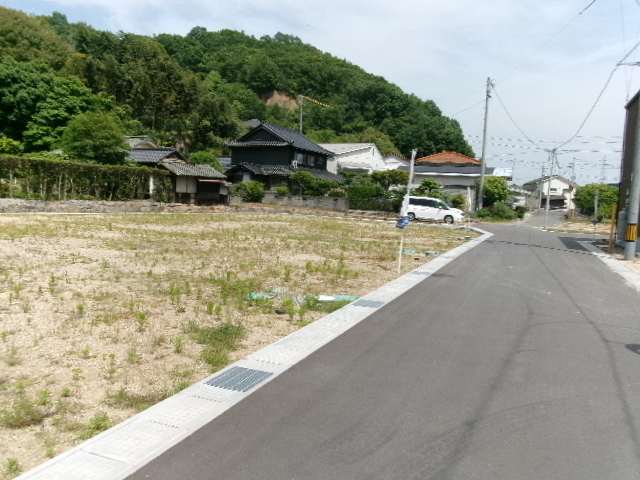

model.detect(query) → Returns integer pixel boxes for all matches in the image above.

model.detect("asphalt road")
[128,224,640,480]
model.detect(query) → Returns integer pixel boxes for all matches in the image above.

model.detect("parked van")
[401,196,464,224]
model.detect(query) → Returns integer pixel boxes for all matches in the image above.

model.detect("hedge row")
[0,156,173,202]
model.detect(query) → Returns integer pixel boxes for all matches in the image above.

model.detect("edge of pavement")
[579,241,640,292]
[16,226,493,480]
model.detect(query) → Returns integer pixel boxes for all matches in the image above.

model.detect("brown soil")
[0,213,476,476]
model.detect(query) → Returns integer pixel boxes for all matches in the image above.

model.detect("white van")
[401,196,464,224]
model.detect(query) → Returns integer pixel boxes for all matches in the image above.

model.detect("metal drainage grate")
[353,299,386,308]
[204,366,273,392]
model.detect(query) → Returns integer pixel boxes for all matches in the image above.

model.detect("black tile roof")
[128,148,183,165]
[226,163,343,182]
[160,161,226,179]
[226,122,333,156]
[225,140,289,147]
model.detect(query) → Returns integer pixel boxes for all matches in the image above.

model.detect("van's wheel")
[407,212,416,221]
[444,215,454,224]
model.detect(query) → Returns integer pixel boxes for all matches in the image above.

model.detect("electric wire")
[496,0,600,85]
[556,37,640,150]
[450,99,485,118]
[492,85,545,151]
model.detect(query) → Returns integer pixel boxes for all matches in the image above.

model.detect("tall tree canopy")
[0,7,475,160]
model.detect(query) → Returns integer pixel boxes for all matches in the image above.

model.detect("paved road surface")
[522,209,566,228]
[129,223,640,480]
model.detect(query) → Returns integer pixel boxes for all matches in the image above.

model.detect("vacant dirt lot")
[0,212,476,477]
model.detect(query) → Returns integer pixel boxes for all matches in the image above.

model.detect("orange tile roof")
[415,151,480,165]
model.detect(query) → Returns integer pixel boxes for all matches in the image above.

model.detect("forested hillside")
[0,6,474,160]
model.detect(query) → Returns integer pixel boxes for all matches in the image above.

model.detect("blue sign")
[396,216,410,229]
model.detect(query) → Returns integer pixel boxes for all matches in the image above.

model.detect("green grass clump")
[66,411,113,440]
[107,388,167,412]
[191,322,246,371]
[0,394,47,428]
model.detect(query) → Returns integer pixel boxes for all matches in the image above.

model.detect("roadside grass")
[0,213,477,473]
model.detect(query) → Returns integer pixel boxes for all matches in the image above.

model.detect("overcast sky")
[4,0,640,184]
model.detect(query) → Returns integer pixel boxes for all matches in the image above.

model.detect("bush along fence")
[0,155,173,202]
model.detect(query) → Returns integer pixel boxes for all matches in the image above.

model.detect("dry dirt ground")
[0,212,477,478]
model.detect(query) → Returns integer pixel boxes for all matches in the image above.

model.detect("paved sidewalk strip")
[17,227,492,480]
[578,241,640,292]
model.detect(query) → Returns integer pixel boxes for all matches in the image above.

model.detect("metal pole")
[398,149,417,274]
[478,77,492,210]
[538,166,545,210]
[609,202,618,254]
[298,95,304,133]
[594,189,600,220]
[397,228,406,274]
[543,150,555,230]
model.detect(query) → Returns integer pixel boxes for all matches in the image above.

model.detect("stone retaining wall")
[0,198,225,214]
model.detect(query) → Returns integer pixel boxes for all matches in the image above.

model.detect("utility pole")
[298,95,304,133]
[478,77,492,210]
[543,149,556,230]
[538,165,545,210]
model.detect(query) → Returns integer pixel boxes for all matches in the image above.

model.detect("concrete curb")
[578,241,640,292]
[16,227,493,480]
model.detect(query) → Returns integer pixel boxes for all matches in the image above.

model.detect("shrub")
[233,180,266,202]
[449,194,466,209]
[328,188,346,197]
[491,202,516,220]
[474,208,491,218]
[515,206,526,219]
[274,186,289,195]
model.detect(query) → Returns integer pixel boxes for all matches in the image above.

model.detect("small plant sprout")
[6,458,21,477]
[36,390,52,406]
[135,312,148,332]
[172,337,185,354]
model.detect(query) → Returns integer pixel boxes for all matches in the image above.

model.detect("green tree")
[0,59,117,150]
[189,150,223,172]
[478,176,510,207]
[417,178,442,194]
[370,169,409,190]
[0,6,70,69]
[0,137,22,155]
[574,184,618,218]
[57,112,130,165]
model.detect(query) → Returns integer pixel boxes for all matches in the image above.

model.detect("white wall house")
[319,143,387,174]
[522,175,578,210]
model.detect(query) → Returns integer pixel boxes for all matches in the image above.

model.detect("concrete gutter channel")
[16,225,492,480]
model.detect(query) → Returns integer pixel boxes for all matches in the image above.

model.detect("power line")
[556,37,640,150]
[450,99,485,118]
[496,0,600,85]
[492,85,545,151]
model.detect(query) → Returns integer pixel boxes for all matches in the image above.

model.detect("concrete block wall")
[262,192,348,212]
